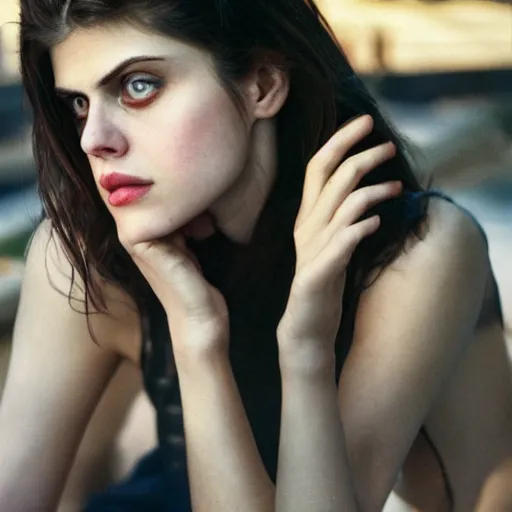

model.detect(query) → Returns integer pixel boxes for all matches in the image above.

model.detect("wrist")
[166,317,230,364]
[277,335,336,381]
[173,340,230,375]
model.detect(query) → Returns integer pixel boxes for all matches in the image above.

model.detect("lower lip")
[108,185,152,207]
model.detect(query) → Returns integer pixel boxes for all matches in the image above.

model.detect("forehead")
[51,23,194,91]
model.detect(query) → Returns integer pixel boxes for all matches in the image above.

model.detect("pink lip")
[108,185,152,207]
[99,172,153,192]
[99,172,153,207]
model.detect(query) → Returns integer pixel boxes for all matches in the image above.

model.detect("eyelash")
[67,73,164,124]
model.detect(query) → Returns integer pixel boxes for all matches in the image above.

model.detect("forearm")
[175,351,275,512]
[276,348,359,512]
[475,457,512,511]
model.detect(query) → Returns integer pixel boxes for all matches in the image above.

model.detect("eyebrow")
[55,55,166,96]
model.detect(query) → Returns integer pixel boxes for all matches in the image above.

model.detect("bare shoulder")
[0,220,139,509]
[397,193,489,278]
[338,195,497,509]
[358,194,490,320]
[348,194,491,379]
[23,219,142,362]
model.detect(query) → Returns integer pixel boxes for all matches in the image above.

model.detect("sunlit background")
[0,1,510,508]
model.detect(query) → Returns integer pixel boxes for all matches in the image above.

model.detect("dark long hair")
[19,0,429,344]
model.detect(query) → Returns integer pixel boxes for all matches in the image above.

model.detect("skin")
[51,22,283,246]
[52,23,396,510]
[0,20,510,512]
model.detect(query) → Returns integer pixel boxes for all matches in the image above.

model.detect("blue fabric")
[83,448,191,512]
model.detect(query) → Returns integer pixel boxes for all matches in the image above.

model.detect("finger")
[130,237,211,311]
[129,237,186,280]
[297,115,373,223]
[328,181,402,234]
[318,215,381,277]
[168,233,203,272]
[308,141,397,228]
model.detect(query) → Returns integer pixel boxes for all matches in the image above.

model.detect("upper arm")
[338,199,490,510]
[0,221,139,511]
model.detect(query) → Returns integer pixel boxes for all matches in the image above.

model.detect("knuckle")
[350,183,389,208]
[348,226,366,246]
[366,182,395,203]
[354,187,371,203]
[307,151,328,174]
[305,157,317,175]
[293,227,307,247]
[346,188,370,212]
[345,157,363,180]
[359,192,380,210]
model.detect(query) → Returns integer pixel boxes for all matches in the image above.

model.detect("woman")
[0,0,510,510]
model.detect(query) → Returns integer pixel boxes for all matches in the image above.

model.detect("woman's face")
[51,22,277,246]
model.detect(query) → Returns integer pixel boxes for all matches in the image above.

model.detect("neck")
[211,119,278,244]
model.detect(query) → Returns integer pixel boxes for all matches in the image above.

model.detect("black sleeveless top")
[140,219,292,482]
[136,191,504,510]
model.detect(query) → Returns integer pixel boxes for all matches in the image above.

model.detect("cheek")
[153,89,247,179]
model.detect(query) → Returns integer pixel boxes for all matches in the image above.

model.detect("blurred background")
[0,0,511,410]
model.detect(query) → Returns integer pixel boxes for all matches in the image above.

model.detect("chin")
[115,208,213,247]
[114,215,179,247]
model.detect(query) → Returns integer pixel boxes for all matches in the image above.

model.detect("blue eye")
[122,75,162,102]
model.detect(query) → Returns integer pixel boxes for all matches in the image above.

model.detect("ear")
[243,59,290,120]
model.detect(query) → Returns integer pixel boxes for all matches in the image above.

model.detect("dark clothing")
[84,191,503,511]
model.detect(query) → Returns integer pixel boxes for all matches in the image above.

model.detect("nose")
[80,103,128,159]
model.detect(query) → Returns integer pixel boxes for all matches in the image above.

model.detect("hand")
[277,115,402,371]
[119,230,229,358]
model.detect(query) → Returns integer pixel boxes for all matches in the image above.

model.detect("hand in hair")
[277,114,402,374]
